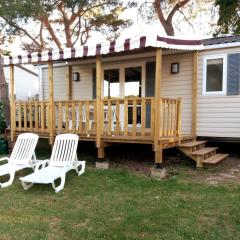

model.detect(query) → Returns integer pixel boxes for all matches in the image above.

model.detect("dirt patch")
[110,157,152,175]
[107,152,240,185]
[203,157,240,185]
[166,156,240,185]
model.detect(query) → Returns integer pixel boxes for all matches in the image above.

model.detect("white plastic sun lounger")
[0,133,39,188]
[20,134,85,193]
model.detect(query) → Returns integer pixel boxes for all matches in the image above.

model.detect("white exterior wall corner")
[197,46,240,138]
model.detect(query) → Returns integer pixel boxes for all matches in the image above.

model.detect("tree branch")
[79,20,91,46]
[58,1,72,47]
[39,22,46,49]
[69,1,112,25]
[2,17,42,49]
[167,0,191,23]
[178,9,195,32]
[39,17,62,49]
[153,0,167,25]
[71,17,81,46]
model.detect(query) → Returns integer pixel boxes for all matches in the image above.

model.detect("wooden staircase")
[177,141,229,168]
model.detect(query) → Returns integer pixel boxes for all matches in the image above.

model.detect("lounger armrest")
[0,157,10,163]
[34,159,50,171]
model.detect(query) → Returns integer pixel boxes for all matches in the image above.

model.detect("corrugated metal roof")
[203,35,240,46]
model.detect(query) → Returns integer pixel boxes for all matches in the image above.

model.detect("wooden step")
[179,141,207,148]
[203,154,229,164]
[191,147,218,156]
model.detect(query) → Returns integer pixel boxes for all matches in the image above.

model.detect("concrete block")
[150,168,167,180]
[96,161,109,170]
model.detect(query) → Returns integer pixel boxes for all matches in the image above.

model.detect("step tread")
[203,154,229,164]
[179,141,207,148]
[191,147,218,156]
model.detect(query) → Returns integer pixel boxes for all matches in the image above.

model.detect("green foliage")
[138,0,215,36]
[0,101,6,133]
[0,0,133,51]
[215,0,240,35]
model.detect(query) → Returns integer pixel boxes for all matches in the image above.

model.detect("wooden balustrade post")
[67,65,73,100]
[177,97,182,137]
[96,56,104,159]
[192,51,198,137]
[48,61,54,145]
[154,48,163,166]
[9,64,15,141]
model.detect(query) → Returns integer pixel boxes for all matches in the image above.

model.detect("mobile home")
[3,34,239,168]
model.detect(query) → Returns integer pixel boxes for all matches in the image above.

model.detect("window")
[125,67,142,97]
[104,69,120,98]
[203,55,227,95]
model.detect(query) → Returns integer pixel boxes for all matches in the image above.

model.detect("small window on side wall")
[203,55,227,95]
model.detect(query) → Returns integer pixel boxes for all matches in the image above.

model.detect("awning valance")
[0,35,203,65]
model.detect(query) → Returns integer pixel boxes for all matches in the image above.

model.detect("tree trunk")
[0,60,10,128]
[153,0,191,36]
[163,21,175,36]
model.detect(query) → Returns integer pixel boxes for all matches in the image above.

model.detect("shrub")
[0,102,6,133]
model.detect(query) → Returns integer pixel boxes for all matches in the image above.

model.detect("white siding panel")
[42,65,93,100]
[161,53,193,135]
[197,47,240,138]
[4,66,38,100]
[72,65,93,100]
[42,66,68,101]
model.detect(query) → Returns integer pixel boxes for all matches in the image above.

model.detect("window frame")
[202,54,227,96]
[103,61,145,98]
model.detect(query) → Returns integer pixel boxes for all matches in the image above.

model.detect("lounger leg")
[21,181,34,190]
[0,170,16,188]
[52,174,66,193]
[75,161,86,176]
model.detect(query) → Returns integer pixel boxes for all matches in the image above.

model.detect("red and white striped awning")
[0,35,203,65]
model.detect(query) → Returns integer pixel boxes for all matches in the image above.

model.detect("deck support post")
[98,146,105,159]
[154,146,163,167]
[96,56,104,158]
[196,156,203,168]
[154,48,163,164]
[48,61,54,145]
[192,51,198,137]
[177,97,182,137]
[9,64,15,141]
[67,65,72,100]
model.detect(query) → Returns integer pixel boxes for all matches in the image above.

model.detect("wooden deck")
[8,49,200,165]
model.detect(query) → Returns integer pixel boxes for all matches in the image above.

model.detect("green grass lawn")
[0,157,239,240]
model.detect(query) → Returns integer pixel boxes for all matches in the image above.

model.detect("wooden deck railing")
[159,98,182,137]
[13,97,181,140]
[54,100,97,136]
[102,97,155,137]
[15,101,49,133]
